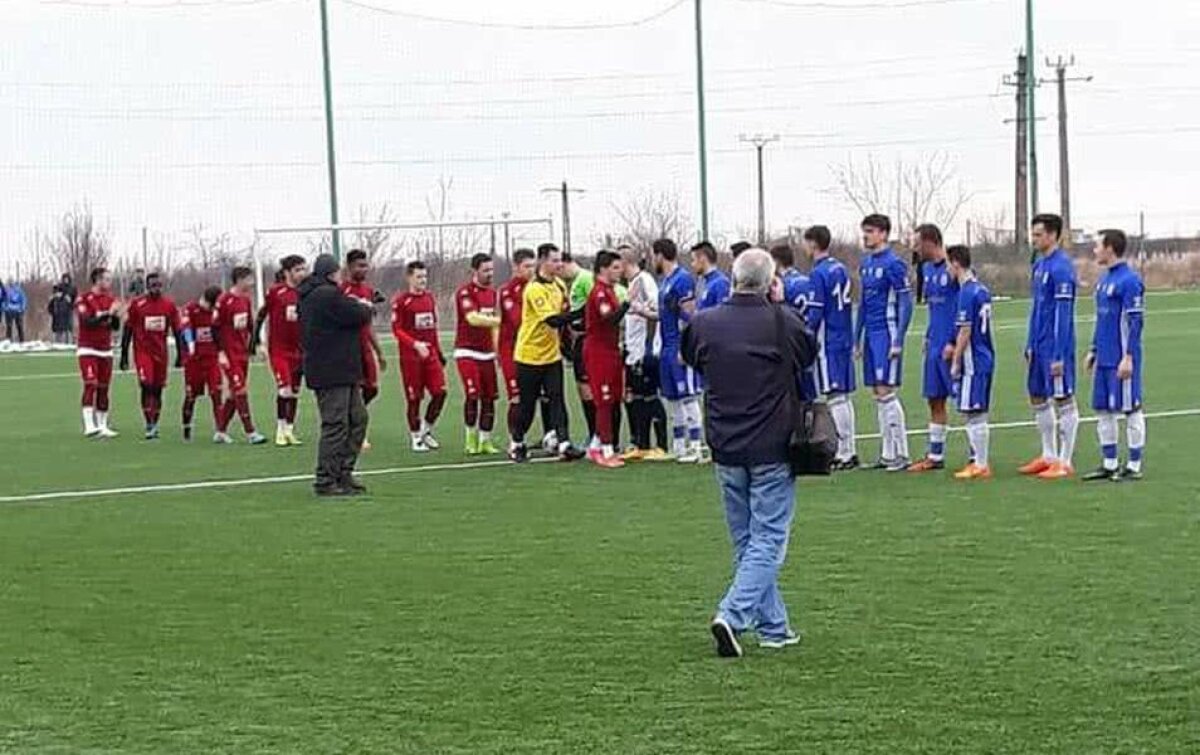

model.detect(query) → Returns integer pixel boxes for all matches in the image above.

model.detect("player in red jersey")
[254,255,308,446]
[391,260,446,452]
[76,266,123,438]
[454,253,501,455]
[119,272,183,440]
[179,286,223,441]
[214,266,267,444]
[340,249,389,451]
[583,251,631,467]
[497,248,538,440]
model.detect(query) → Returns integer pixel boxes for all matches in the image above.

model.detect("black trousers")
[314,384,369,489]
[4,313,24,343]
[514,361,568,446]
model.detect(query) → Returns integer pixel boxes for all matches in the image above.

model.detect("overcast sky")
[3,0,1200,272]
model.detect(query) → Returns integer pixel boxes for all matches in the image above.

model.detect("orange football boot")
[1018,457,1053,475]
[954,463,993,480]
[1036,461,1074,480]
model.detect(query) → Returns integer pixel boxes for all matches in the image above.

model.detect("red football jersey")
[263,282,302,357]
[214,290,254,359]
[391,290,441,355]
[180,300,219,359]
[497,277,527,356]
[453,280,498,355]
[127,294,180,362]
[584,279,622,355]
[76,290,118,353]
[340,280,376,353]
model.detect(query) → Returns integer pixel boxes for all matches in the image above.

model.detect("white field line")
[2,408,1197,505]
[2,306,1198,383]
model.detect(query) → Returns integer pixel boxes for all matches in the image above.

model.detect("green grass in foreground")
[0,291,1198,753]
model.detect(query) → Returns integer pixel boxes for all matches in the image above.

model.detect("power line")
[336,0,689,30]
[39,0,291,8]
[8,124,1198,172]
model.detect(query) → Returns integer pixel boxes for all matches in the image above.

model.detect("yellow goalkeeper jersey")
[515,276,568,366]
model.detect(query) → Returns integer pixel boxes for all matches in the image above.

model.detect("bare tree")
[348,203,406,265]
[183,224,237,271]
[608,189,694,251]
[830,152,973,232]
[47,203,111,285]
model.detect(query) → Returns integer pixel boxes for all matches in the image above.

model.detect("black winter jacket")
[298,275,373,390]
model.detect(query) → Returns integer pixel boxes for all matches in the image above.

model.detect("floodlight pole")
[693,0,710,241]
[318,0,342,259]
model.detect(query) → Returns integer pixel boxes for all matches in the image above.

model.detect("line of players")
[74,210,1147,480]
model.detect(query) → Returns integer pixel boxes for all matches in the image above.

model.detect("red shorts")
[455,357,498,402]
[584,349,624,406]
[222,357,250,394]
[399,355,446,403]
[79,354,113,386]
[362,350,378,392]
[499,349,519,400]
[135,353,169,388]
[270,350,303,393]
[185,357,222,398]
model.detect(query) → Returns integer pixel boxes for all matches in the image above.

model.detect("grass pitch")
[1,291,1199,753]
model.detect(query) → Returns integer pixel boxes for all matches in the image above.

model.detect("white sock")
[928,422,948,462]
[411,432,423,445]
[669,400,687,455]
[1057,400,1079,468]
[875,398,893,460]
[1097,411,1120,471]
[1126,410,1146,472]
[887,396,910,460]
[82,406,96,433]
[480,429,491,443]
[966,413,990,467]
[1034,402,1057,461]
[96,411,108,430]
[277,418,287,434]
[602,443,614,458]
[420,419,431,436]
[828,395,854,460]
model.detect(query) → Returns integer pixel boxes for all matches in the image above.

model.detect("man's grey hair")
[732,248,776,294]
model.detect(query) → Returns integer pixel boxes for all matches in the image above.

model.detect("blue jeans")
[715,462,796,640]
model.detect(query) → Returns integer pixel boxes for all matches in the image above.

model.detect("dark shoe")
[558,444,586,462]
[710,616,743,658]
[1082,466,1119,482]
[758,630,803,650]
[861,457,892,471]
[314,484,354,498]
[1119,466,1144,482]
[832,455,859,472]
[509,443,529,463]
[341,477,367,494]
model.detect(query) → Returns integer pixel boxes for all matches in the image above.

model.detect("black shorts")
[625,353,661,398]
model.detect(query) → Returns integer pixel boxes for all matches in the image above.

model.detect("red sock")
[276,396,288,422]
[595,401,614,446]
[286,397,298,424]
[507,402,520,437]
[464,398,479,428]
[426,391,446,425]
[234,394,254,433]
[217,398,234,432]
[82,384,96,408]
[210,397,223,428]
[182,396,195,428]
[96,385,110,412]
[406,400,421,433]
[480,399,496,433]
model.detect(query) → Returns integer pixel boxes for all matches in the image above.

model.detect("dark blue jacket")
[681,294,816,467]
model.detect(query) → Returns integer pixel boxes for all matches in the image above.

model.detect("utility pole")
[141,226,148,270]
[542,181,585,255]
[1004,54,1031,258]
[318,0,342,258]
[1042,55,1092,240]
[501,211,512,260]
[693,0,711,240]
[739,134,779,245]
[1025,0,1039,216]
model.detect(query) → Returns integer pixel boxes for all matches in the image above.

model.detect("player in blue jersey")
[908,224,960,473]
[947,245,995,480]
[854,214,914,471]
[803,225,858,469]
[1019,213,1080,480]
[651,238,703,463]
[770,243,818,401]
[1082,229,1146,482]
[691,242,731,312]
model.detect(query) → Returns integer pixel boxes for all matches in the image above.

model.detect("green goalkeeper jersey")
[570,270,626,311]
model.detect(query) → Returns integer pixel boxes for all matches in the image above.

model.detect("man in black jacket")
[299,254,375,497]
[682,248,817,658]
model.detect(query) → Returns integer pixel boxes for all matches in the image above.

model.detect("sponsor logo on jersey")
[145,315,166,332]
[414,312,435,329]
